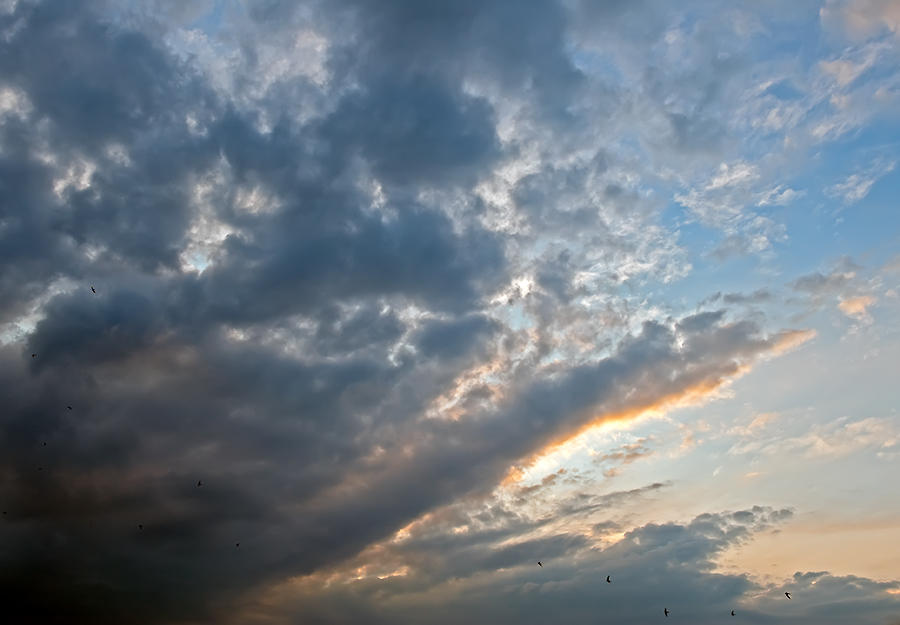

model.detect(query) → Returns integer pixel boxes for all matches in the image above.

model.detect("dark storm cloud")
[191,205,506,324]
[0,0,213,309]
[0,1,514,622]
[0,0,510,318]
[331,0,584,116]
[314,303,405,356]
[0,2,862,625]
[320,75,501,188]
[4,287,793,625]
[230,313,799,598]
[0,0,227,281]
[414,314,499,360]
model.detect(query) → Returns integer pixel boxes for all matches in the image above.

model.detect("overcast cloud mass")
[1,1,899,623]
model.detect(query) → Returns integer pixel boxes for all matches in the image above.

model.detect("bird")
[664,608,670,617]
[235,542,240,548]
[138,524,143,530]
[732,610,735,616]
[31,353,36,358]
[67,406,72,410]
[42,442,47,447]
[785,592,791,599]
[606,575,611,583]
[537,561,542,567]
[197,480,203,487]
[37,466,43,471]
[91,286,96,294]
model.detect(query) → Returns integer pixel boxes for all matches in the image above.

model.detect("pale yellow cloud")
[822,0,900,39]
[770,328,818,355]
[717,515,900,582]
[839,294,876,320]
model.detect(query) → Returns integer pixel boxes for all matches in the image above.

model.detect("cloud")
[1,1,897,623]
[821,0,900,39]
[675,161,793,258]
[728,415,899,460]
[228,505,900,625]
[702,288,773,308]
[838,294,876,320]
[788,257,885,325]
[826,159,896,204]
[414,314,499,361]
[791,270,857,296]
[2,295,806,624]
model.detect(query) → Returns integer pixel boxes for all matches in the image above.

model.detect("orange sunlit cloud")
[500,328,816,485]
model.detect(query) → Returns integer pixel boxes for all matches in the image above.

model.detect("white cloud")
[729,415,899,460]
[758,185,805,206]
[826,159,896,204]
[819,43,886,88]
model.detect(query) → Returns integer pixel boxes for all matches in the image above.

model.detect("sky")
[1,0,899,623]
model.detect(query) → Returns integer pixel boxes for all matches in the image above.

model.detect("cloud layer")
[1,1,898,623]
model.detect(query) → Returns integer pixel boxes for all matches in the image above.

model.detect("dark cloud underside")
[2,1,897,624]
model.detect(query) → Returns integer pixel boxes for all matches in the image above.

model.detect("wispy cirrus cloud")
[826,159,896,204]
[821,0,900,39]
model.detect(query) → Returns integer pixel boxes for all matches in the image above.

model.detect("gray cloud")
[244,504,900,624]
[790,258,861,295]
[1,1,889,624]
[3,292,794,624]
[414,314,499,361]
[702,288,773,308]
[241,505,886,625]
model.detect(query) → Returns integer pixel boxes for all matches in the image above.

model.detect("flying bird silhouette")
[91,286,96,294]
[732,610,735,616]
[606,575,611,583]
[67,406,72,410]
[42,442,46,447]
[31,353,36,358]
[785,592,791,599]
[138,524,143,530]
[236,542,240,548]
[197,480,203,487]
[664,608,669,617]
